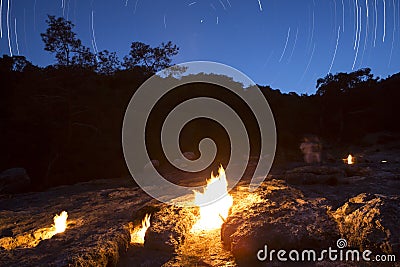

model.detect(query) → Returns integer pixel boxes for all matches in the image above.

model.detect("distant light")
[381,160,387,163]
[200,19,204,23]
[343,154,355,165]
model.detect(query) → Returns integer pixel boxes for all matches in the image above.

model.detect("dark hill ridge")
[1,55,400,190]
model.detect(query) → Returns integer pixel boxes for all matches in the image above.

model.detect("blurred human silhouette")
[300,136,322,164]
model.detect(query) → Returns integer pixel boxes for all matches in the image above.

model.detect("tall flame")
[130,214,151,244]
[191,166,233,232]
[53,211,68,234]
[345,154,355,165]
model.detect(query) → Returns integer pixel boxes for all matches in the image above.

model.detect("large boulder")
[221,180,339,266]
[330,193,400,258]
[145,205,197,253]
[0,168,30,194]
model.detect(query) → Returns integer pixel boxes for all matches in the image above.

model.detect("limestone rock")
[330,193,400,258]
[145,205,197,253]
[284,165,345,185]
[221,180,339,266]
[0,178,152,266]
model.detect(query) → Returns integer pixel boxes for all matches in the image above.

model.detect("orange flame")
[130,214,151,244]
[191,166,233,232]
[344,154,355,165]
[53,211,68,234]
[0,211,68,250]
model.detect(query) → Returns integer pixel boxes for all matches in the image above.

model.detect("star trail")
[0,0,399,94]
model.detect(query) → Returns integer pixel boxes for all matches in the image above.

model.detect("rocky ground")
[0,147,399,266]
[0,178,154,266]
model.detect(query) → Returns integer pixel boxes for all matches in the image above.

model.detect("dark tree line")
[315,68,398,142]
[0,15,399,191]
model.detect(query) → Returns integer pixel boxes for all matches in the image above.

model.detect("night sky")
[0,0,399,94]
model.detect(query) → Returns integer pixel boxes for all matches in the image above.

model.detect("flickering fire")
[0,210,69,250]
[130,214,151,244]
[53,211,68,234]
[344,154,355,165]
[191,166,233,232]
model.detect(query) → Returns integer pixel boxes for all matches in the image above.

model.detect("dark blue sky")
[1,0,399,94]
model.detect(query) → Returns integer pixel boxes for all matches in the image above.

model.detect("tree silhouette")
[41,15,83,67]
[71,45,97,70]
[96,50,121,75]
[315,68,377,141]
[41,15,177,73]
[316,68,374,96]
[123,41,179,73]
[0,55,35,72]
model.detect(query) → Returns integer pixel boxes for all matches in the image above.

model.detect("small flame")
[53,211,68,234]
[0,211,69,250]
[130,214,151,244]
[191,166,233,232]
[344,154,355,165]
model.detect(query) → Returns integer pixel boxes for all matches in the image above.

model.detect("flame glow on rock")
[191,166,233,232]
[53,211,68,234]
[0,210,69,250]
[130,214,151,244]
[345,154,355,165]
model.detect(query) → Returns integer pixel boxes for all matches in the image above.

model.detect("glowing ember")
[53,211,68,234]
[191,166,233,232]
[130,214,151,244]
[344,154,355,165]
